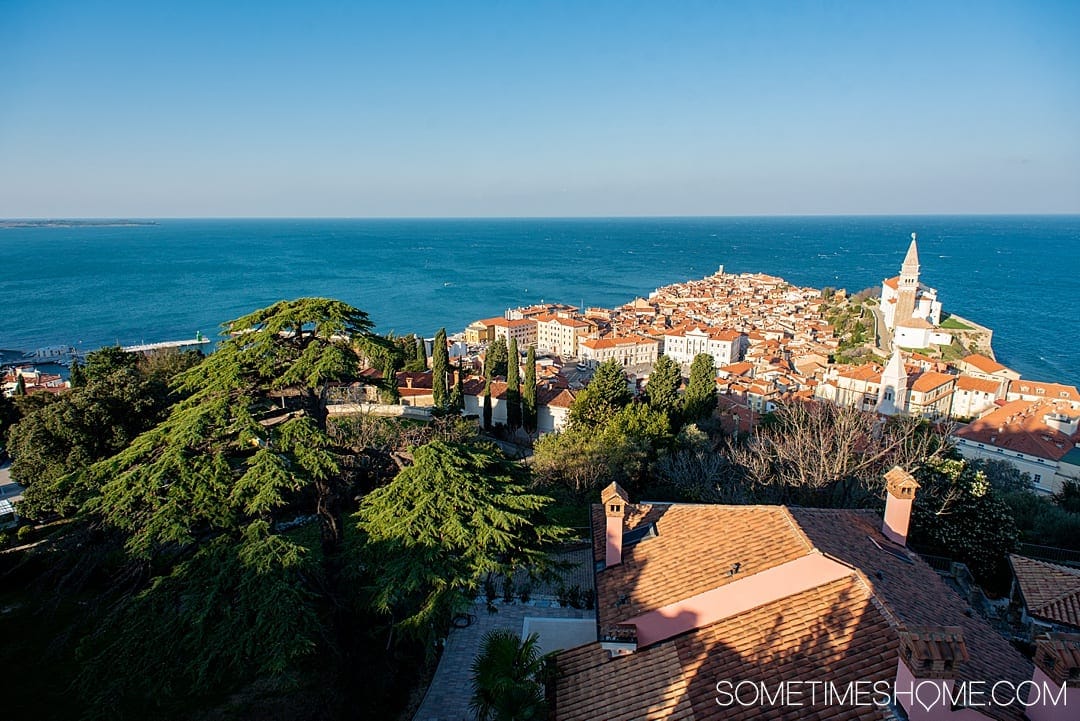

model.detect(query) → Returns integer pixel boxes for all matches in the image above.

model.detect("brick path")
[412,600,595,721]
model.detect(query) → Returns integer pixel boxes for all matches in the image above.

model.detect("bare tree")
[722,401,951,506]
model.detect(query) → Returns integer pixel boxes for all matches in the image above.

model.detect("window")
[1034,474,1042,483]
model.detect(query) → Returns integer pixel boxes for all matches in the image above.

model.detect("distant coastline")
[0,219,158,229]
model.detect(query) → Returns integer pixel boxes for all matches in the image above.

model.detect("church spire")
[900,232,920,286]
[876,345,908,416]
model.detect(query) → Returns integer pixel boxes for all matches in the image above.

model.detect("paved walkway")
[412,600,595,721]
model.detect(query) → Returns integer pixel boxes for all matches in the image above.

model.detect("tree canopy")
[522,346,537,433]
[432,328,449,408]
[485,337,509,379]
[643,355,681,422]
[681,353,716,421]
[355,440,566,639]
[506,337,521,430]
[568,359,631,428]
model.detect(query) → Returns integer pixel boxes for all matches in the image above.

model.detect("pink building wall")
[627,553,853,647]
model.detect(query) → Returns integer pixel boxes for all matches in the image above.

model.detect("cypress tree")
[644,355,682,422]
[432,328,449,407]
[506,338,521,430]
[381,354,399,404]
[522,345,537,433]
[13,375,26,396]
[483,366,493,431]
[415,336,428,370]
[69,357,86,388]
[683,353,718,421]
[449,362,464,414]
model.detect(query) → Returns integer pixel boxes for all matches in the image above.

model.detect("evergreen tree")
[68,357,86,388]
[483,365,493,431]
[380,354,400,404]
[522,346,537,434]
[682,353,717,421]
[568,359,631,428]
[448,362,465,414]
[53,298,386,710]
[83,345,139,382]
[0,392,20,455]
[644,355,682,422]
[13,375,26,396]
[415,336,428,370]
[484,337,508,379]
[432,328,449,408]
[356,441,567,640]
[506,337,521,430]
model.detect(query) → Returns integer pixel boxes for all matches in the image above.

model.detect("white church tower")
[876,345,908,416]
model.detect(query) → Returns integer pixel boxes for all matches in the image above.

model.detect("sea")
[1,216,1078,384]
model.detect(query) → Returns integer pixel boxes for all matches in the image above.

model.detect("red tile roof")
[963,354,1006,374]
[557,502,1032,721]
[1009,555,1080,629]
[954,399,1078,461]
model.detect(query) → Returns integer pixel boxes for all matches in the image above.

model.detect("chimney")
[405,375,413,389]
[883,466,919,546]
[601,482,629,568]
[1026,633,1080,721]
[894,626,969,719]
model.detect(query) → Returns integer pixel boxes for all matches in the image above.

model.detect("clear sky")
[1,1,1077,217]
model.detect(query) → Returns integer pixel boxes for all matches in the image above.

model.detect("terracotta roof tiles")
[1009,555,1080,629]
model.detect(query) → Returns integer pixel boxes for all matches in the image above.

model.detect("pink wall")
[605,515,622,567]
[627,553,853,647]
[894,657,987,721]
[884,495,914,546]
[1025,666,1079,721]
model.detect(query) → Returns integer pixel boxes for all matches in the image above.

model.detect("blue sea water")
[1,216,1078,383]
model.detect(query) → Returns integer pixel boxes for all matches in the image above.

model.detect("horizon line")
[3,212,1080,222]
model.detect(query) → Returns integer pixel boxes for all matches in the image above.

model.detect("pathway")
[412,600,594,721]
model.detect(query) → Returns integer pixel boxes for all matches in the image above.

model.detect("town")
[340,232,1077,497]
[2,236,1079,721]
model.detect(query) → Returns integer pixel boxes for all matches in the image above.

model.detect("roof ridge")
[779,506,817,554]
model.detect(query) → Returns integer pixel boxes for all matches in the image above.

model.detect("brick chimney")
[883,466,919,546]
[894,626,968,719]
[602,482,629,568]
[1026,633,1080,721]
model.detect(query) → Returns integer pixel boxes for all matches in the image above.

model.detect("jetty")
[122,333,211,354]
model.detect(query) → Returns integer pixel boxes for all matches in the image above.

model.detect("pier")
[122,335,212,353]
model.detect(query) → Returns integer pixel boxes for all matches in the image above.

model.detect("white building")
[880,234,944,349]
[662,324,746,368]
[953,399,1080,494]
[578,335,659,368]
[535,314,591,357]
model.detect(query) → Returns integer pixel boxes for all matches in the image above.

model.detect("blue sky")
[1,1,1077,217]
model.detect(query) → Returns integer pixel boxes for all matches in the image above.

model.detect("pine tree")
[432,328,449,407]
[60,298,388,709]
[683,353,718,421]
[506,337,521,430]
[644,355,682,422]
[522,346,537,434]
[568,359,631,428]
[356,440,567,640]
